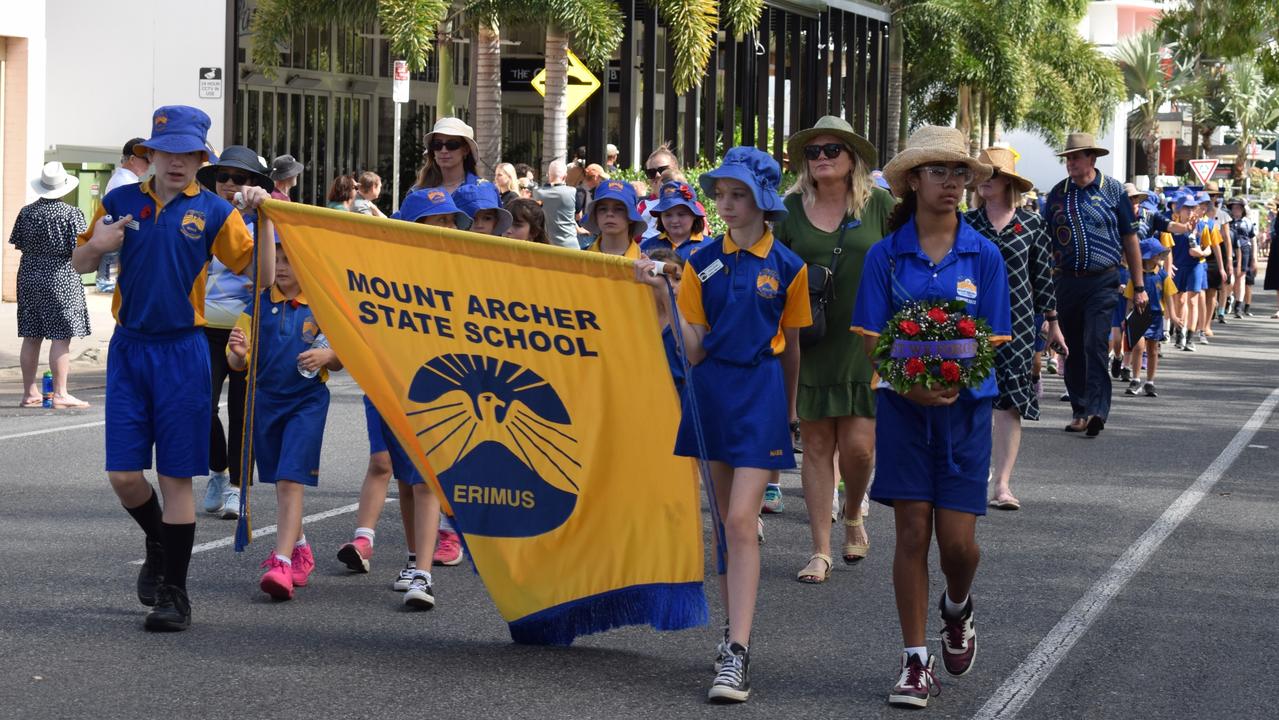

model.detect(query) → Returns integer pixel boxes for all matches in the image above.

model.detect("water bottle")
[298,334,329,378]
[41,371,54,408]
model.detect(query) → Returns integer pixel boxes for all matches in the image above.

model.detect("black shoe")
[144,585,191,632]
[1085,415,1105,437]
[1217,314,1227,325]
[1245,305,1254,317]
[708,642,750,703]
[1119,367,1132,383]
[790,420,802,454]
[1143,382,1158,397]
[1059,392,1071,403]
[137,538,165,607]
[1110,356,1122,378]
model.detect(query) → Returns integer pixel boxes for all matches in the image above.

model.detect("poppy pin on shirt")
[1013,223,1023,233]
[140,204,153,220]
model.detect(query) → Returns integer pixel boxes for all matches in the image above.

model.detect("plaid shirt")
[1043,173,1139,272]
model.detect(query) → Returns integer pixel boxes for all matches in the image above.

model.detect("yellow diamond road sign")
[530,49,601,117]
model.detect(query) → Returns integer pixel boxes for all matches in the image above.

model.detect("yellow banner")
[261,201,706,644]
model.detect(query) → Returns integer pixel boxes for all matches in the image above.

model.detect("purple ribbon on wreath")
[889,339,978,360]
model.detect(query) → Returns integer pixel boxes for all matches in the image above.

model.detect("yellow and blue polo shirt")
[79,179,253,335]
[233,286,328,396]
[677,230,811,365]
[586,237,642,259]
[1125,269,1178,315]
[640,231,706,261]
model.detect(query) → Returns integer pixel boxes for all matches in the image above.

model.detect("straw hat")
[1123,182,1150,201]
[31,162,80,199]
[881,126,993,198]
[1205,180,1223,196]
[1057,132,1109,157]
[978,148,1033,194]
[787,115,878,171]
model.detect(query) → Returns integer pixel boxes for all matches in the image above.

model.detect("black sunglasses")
[430,139,466,152]
[803,143,845,161]
[644,165,670,178]
[216,171,251,185]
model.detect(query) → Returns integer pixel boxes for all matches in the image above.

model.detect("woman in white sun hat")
[410,117,481,197]
[10,161,92,409]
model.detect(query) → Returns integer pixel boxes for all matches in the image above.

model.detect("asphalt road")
[1,300,1276,719]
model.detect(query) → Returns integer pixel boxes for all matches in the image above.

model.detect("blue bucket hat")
[698,146,787,222]
[1173,192,1198,210]
[397,187,472,230]
[648,181,706,218]
[452,182,512,235]
[1194,190,1213,206]
[134,106,213,159]
[1139,237,1169,260]
[583,179,645,237]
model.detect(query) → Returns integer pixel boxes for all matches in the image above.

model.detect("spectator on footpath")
[583,163,608,203]
[352,171,386,217]
[411,117,481,196]
[269,154,303,201]
[1043,132,1144,437]
[326,175,357,212]
[504,197,549,244]
[534,159,580,249]
[605,143,619,174]
[12,161,92,409]
[97,138,150,293]
[494,162,520,206]
[638,146,682,238]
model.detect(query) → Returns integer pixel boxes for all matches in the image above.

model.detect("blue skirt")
[674,356,795,470]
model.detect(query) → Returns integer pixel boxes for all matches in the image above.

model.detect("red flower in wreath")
[905,358,927,378]
[899,320,921,336]
[940,360,961,383]
[927,307,949,324]
[1013,222,1023,234]
[139,204,153,220]
[957,318,977,338]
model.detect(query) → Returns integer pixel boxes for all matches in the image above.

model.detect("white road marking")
[1247,444,1268,449]
[0,402,226,442]
[129,499,396,565]
[972,387,1279,720]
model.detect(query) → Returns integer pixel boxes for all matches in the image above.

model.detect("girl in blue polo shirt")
[638,146,811,704]
[228,240,343,601]
[850,126,1011,709]
[583,179,646,258]
[1168,193,1209,351]
[639,180,707,260]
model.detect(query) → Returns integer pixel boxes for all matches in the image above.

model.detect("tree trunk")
[541,25,569,177]
[986,98,997,147]
[968,89,982,158]
[886,20,905,159]
[957,85,971,135]
[1143,135,1161,177]
[474,21,503,177]
[437,30,455,118]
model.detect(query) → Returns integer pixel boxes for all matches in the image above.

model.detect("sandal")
[52,395,90,410]
[19,398,43,408]
[840,504,870,564]
[796,553,832,584]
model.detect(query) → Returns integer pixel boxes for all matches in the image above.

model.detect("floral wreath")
[872,300,996,394]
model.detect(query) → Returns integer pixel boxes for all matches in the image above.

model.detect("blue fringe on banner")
[508,582,708,646]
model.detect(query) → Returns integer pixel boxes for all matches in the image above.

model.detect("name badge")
[698,258,725,283]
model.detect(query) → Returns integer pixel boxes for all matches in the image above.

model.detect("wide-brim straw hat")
[1205,180,1223,196]
[424,117,479,161]
[1123,182,1150,201]
[978,147,1033,194]
[787,115,878,171]
[1057,132,1109,158]
[882,126,993,198]
[31,161,80,199]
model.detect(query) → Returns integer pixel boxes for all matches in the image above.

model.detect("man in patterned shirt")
[1043,133,1146,437]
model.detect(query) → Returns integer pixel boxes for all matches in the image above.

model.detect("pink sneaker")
[433,530,464,566]
[259,556,294,600]
[291,544,315,587]
[337,536,373,573]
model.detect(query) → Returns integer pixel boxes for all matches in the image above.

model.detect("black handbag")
[785,218,855,348]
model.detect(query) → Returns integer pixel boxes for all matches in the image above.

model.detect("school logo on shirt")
[956,278,978,300]
[180,210,206,240]
[407,354,579,538]
[300,316,319,344]
[756,268,781,299]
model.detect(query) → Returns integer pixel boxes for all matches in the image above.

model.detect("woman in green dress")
[775,116,895,583]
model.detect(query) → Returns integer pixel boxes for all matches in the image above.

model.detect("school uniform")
[674,230,811,469]
[363,395,425,485]
[235,287,330,486]
[1126,270,1177,341]
[639,231,706,261]
[1171,229,1208,292]
[851,216,1012,515]
[80,179,253,477]
[661,325,687,389]
[584,237,642,259]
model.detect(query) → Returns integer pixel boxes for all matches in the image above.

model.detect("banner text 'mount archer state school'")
[261,201,707,645]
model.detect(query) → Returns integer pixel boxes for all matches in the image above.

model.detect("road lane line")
[972,387,1279,720]
[128,498,397,565]
[0,402,227,441]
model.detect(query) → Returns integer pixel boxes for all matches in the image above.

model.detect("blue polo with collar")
[235,286,329,398]
[639,231,706,261]
[851,215,1012,400]
[1043,172,1139,272]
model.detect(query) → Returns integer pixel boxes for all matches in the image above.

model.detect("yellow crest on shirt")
[427,189,447,204]
[180,210,206,240]
[756,268,780,299]
[301,317,319,344]
[956,278,978,300]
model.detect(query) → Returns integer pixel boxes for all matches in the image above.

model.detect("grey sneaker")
[219,487,240,519]
[1143,382,1158,397]
[1125,379,1141,395]
[708,643,750,703]
[202,472,229,513]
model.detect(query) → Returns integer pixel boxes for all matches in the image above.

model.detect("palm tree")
[1115,30,1173,177]
[1224,56,1279,189]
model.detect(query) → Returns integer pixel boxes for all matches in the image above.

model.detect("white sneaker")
[219,487,240,520]
[392,563,416,591]
[203,472,229,513]
[404,571,435,610]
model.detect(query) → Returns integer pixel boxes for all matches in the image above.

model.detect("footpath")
[0,291,114,402]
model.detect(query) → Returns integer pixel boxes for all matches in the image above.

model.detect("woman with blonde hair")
[494,162,520,206]
[774,116,895,583]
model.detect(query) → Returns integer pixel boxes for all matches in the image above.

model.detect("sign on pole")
[199,67,223,99]
[392,60,410,104]
[392,60,409,212]
[1189,158,1219,186]
[530,49,601,117]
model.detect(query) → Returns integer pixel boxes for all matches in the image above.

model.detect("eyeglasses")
[918,165,974,184]
[644,165,670,178]
[429,139,466,152]
[216,172,250,185]
[803,143,845,161]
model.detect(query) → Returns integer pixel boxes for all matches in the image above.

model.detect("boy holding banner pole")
[637,146,811,703]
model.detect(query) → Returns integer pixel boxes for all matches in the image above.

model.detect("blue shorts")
[1143,312,1166,341]
[675,356,794,470]
[363,395,424,485]
[1175,263,1207,293]
[870,391,992,516]
[255,387,329,486]
[105,327,211,477]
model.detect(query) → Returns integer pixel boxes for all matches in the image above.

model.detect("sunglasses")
[216,172,251,185]
[803,143,845,161]
[644,165,670,178]
[918,165,974,183]
[429,139,466,152]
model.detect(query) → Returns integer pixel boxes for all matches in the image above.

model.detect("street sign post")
[392,60,410,212]
[530,49,601,117]
[1189,158,1219,186]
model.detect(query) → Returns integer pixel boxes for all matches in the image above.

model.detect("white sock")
[275,553,292,566]
[905,646,929,663]
[944,593,969,617]
[439,514,454,532]
[295,536,308,548]
[354,527,375,544]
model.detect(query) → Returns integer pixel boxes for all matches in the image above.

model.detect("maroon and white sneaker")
[938,593,976,676]
[888,652,940,708]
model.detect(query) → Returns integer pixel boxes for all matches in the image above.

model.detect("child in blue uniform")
[583,179,645,258]
[637,146,811,704]
[639,181,707,261]
[1169,193,1209,351]
[851,126,1010,709]
[453,182,512,236]
[1124,238,1179,397]
[72,106,274,632]
[227,241,342,600]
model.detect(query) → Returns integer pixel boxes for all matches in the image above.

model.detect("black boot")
[137,538,165,607]
[144,585,191,632]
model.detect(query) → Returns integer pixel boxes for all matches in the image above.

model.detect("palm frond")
[251,0,380,73]
[722,0,765,39]
[654,0,719,95]
[379,0,452,72]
